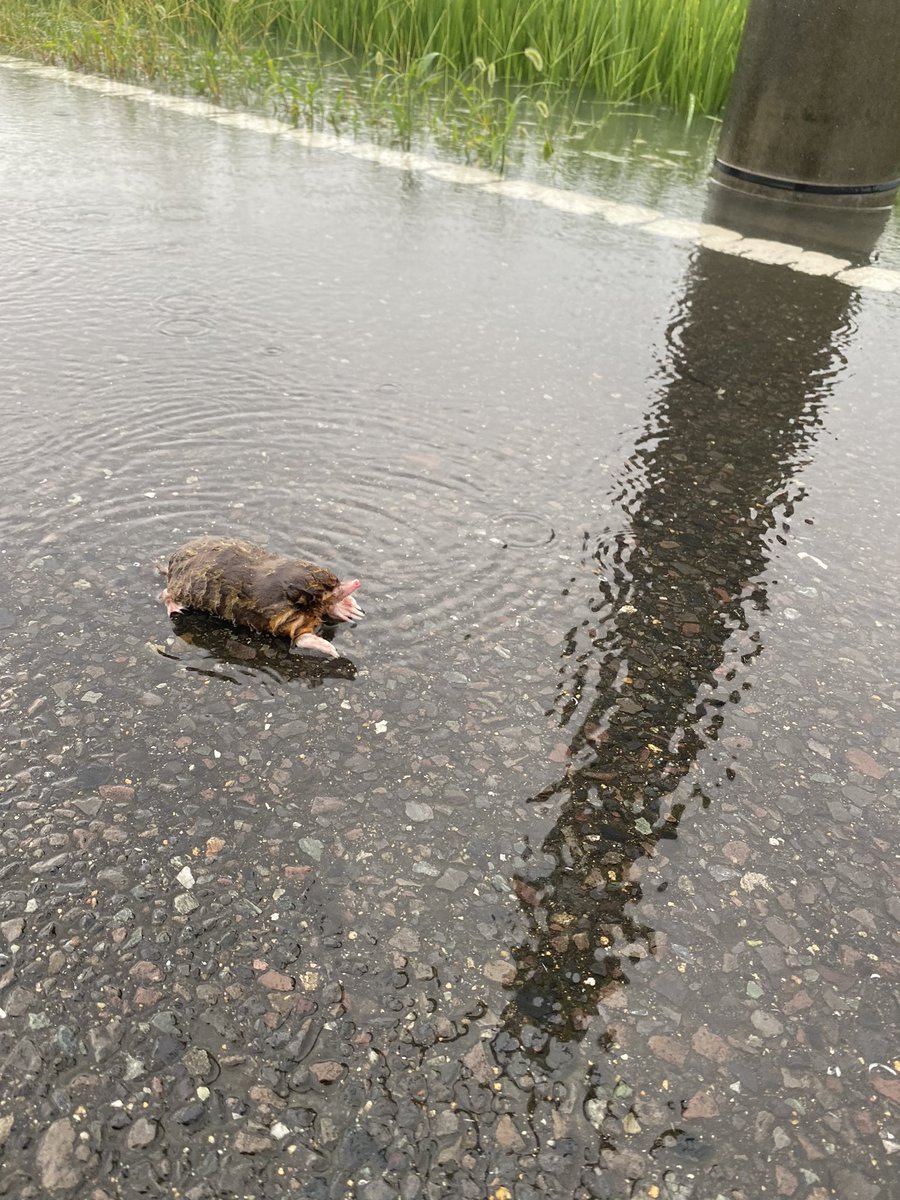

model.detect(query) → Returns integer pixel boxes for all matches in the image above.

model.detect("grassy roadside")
[0,1,747,167]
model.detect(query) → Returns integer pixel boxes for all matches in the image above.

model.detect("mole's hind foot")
[159,588,185,617]
[293,632,340,658]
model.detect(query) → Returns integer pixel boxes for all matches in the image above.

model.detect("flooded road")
[1,61,898,1200]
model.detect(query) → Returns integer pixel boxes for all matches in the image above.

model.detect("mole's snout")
[327,579,364,622]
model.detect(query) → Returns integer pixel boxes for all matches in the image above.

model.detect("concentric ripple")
[0,62,671,677]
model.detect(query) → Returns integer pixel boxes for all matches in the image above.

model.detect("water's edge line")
[2,55,899,294]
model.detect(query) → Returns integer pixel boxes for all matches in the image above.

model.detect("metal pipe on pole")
[709,0,900,253]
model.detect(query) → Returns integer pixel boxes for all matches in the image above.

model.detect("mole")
[160,535,363,658]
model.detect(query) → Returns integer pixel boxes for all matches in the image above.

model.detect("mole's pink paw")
[159,588,185,617]
[294,632,340,658]
[326,579,364,622]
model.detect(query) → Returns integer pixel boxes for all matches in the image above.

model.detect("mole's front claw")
[326,580,364,622]
[293,632,340,658]
[329,597,364,622]
[159,588,185,617]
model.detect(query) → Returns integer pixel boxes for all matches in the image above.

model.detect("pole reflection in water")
[501,243,859,1050]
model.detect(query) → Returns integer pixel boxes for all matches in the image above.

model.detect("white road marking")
[2,54,898,293]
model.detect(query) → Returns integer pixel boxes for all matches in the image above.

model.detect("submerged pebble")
[0,57,896,1200]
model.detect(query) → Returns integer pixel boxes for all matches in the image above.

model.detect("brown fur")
[166,536,340,643]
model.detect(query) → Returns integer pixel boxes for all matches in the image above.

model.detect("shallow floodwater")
[0,64,898,1200]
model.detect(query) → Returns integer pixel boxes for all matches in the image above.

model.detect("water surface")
[0,64,898,1200]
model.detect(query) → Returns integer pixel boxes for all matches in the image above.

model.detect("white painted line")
[424,163,499,185]
[643,217,706,240]
[341,144,435,172]
[698,226,744,250]
[735,237,805,266]
[280,128,341,150]
[2,53,899,295]
[835,266,900,292]
[793,250,852,276]
[208,110,288,133]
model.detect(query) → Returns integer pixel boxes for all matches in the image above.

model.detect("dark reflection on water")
[502,245,857,1047]
[166,612,358,687]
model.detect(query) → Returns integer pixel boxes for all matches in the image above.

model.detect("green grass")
[0,1,747,167]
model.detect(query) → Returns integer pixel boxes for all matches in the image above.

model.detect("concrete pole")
[713,0,900,214]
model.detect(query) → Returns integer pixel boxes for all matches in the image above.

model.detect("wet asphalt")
[0,62,898,1200]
